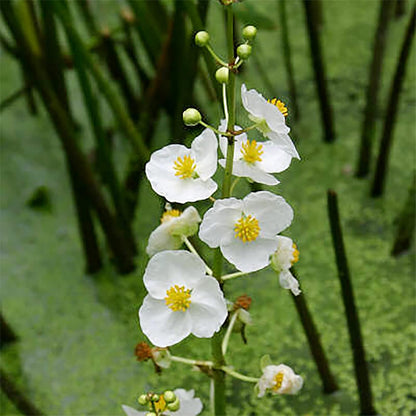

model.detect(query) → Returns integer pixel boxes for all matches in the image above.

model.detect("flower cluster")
[133,20,304,412]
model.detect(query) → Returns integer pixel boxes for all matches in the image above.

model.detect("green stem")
[170,355,213,367]
[182,237,213,275]
[220,366,259,383]
[205,44,228,66]
[221,270,248,281]
[199,120,231,136]
[221,312,238,355]
[211,6,237,416]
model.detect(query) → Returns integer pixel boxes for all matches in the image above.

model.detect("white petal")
[174,389,203,416]
[243,192,293,237]
[258,141,293,173]
[169,206,201,237]
[189,277,228,337]
[191,128,218,180]
[241,84,267,120]
[267,130,300,160]
[199,198,242,247]
[139,296,192,347]
[279,270,301,296]
[143,251,206,298]
[121,405,146,416]
[168,177,218,204]
[221,234,278,273]
[272,236,294,271]
[146,224,182,257]
[218,122,246,160]
[232,160,279,185]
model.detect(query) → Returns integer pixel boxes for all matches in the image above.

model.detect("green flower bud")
[163,390,176,403]
[183,108,202,126]
[166,397,180,412]
[215,67,229,84]
[151,394,160,402]
[194,31,210,47]
[145,413,157,416]
[138,394,148,406]
[237,44,252,60]
[242,25,257,41]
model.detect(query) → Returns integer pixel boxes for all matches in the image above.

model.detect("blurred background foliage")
[0,0,415,415]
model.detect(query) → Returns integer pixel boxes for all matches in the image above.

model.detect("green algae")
[1,1,415,415]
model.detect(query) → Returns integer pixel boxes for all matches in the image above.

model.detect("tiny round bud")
[194,31,210,47]
[183,108,202,126]
[145,413,157,416]
[242,25,257,41]
[167,397,180,412]
[151,394,160,402]
[163,390,176,403]
[237,44,252,60]
[215,67,229,84]
[138,394,148,405]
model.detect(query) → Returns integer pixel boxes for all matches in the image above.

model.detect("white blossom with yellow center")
[199,191,293,273]
[271,236,301,296]
[122,388,203,416]
[241,84,300,159]
[145,128,218,203]
[218,121,292,185]
[139,251,227,347]
[146,205,201,257]
[257,364,303,397]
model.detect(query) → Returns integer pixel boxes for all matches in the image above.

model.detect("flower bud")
[166,397,180,411]
[145,413,157,416]
[183,108,202,126]
[151,394,160,402]
[163,390,176,403]
[194,31,210,47]
[237,44,252,60]
[215,67,229,84]
[138,394,148,405]
[242,25,257,41]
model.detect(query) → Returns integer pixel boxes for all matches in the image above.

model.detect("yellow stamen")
[234,215,260,243]
[173,154,196,179]
[161,209,181,223]
[154,395,167,412]
[241,140,263,164]
[272,372,284,391]
[268,98,288,117]
[291,243,299,265]
[165,285,191,312]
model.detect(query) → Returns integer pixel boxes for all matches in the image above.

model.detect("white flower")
[139,251,228,347]
[241,84,299,159]
[199,191,293,273]
[257,364,303,397]
[146,205,201,257]
[145,128,218,203]
[270,236,301,296]
[122,389,203,416]
[218,122,292,186]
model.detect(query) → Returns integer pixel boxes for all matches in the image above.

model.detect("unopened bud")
[167,397,180,411]
[242,25,257,41]
[195,31,210,47]
[163,390,176,403]
[237,44,252,60]
[215,67,229,84]
[138,394,148,406]
[151,394,160,402]
[183,108,202,126]
[145,413,157,416]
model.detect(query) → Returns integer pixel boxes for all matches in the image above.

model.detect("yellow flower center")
[241,140,263,164]
[234,215,260,243]
[291,243,299,265]
[272,372,284,392]
[268,98,288,117]
[173,154,196,179]
[161,209,181,223]
[154,395,167,412]
[165,285,191,312]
